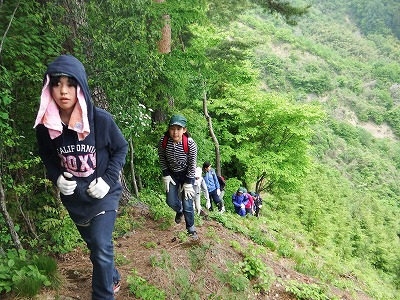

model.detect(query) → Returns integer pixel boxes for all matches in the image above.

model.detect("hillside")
[1,0,399,299]
[4,204,374,300]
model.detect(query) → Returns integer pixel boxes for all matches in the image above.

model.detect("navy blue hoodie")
[35,55,128,225]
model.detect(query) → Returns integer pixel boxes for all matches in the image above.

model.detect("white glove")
[57,172,77,196]
[182,183,195,200]
[206,198,211,209]
[240,204,245,209]
[259,205,262,208]
[162,175,176,192]
[217,188,221,196]
[87,177,110,199]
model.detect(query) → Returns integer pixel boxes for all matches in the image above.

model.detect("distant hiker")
[253,193,263,218]
[232,187,250,217]
[158,114,198,239]
[246,191,256,216]
[216,174,226,212]
[34,55,128,298]
[202,161,224,212]
[194,166,210,215]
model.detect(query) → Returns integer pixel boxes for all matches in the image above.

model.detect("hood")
[44,55,94,121]
[195,167,202,178]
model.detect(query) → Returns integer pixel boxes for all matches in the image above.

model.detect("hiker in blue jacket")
[232,187,250,217]
[202,161,224,212]
[158,114,198,239]
[34,55,128,299]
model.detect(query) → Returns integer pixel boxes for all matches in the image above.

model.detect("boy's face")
[51,76,78,114]
[168,125,187,143]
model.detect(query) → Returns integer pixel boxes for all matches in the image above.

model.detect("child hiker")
[34,55,128,299]
[158,114,198,239]
[202,161,224,212]
[194,166,210,215]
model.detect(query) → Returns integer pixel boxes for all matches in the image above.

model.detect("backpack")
[217,175,226,191]
[162,134,189,153]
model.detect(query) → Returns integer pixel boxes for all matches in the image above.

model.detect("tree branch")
[0,1,20,55]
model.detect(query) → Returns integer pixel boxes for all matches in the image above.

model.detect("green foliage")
[239,252,274,292]
[173,267,202,300]
[137,190,175,230]
[248,228,277,251]
[1,0,400,298]
[127,269,166,300]
[39,203,83,254]
[349,0,400,39]
[149,250,171,269]
[188,244,210,271]
[114,207,144,238]
[0,249,60,296]
[215,261,251,292]
[285,280,331,300]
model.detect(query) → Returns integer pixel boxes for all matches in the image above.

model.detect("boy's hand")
[57,172,77,196]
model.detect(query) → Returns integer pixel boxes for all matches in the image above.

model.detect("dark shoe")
[188,231,198,240]
[175,212,183,224]
[217,201,223,211]
[199,209,208,217]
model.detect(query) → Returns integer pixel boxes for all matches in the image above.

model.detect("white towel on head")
[34,75,90,141]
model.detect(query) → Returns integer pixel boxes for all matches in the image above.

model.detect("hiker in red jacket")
[244,188,255,216]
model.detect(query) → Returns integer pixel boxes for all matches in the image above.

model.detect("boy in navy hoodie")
[34,55,128,299]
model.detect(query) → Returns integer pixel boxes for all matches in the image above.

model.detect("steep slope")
[12,204,373,300]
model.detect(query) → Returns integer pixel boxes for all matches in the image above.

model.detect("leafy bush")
[239,254,274,292]
[285,280,332,300]
[248,228,277,251]
[127,269,166,300]
[215,261,251,292]
[0,249,60,296]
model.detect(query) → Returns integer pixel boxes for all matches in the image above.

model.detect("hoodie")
[34,55,128,225]
[203,168,220,192]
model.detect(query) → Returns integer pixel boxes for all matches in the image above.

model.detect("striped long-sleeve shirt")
[158,135,197,184]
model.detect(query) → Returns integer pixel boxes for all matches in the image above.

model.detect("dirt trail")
[2,205,373,300]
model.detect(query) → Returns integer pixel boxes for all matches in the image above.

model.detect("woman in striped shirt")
[158,114,198,239]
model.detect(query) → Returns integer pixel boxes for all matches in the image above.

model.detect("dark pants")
[208,189,222,211]
[255,206,260,217]
[76,210,120,300]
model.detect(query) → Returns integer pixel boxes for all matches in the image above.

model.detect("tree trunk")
[129,137,139,198]
[0,178,23,252]
[154,0,171,54]
[202,88,221,175]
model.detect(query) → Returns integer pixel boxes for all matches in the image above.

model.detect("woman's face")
[51,76,78,114]
[168,125,187,143]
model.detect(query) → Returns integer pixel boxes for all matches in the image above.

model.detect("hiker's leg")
[181,189,195,233]
[166,182,182,213]
[76,211,116,300]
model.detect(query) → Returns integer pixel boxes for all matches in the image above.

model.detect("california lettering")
[57,144,96,154]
